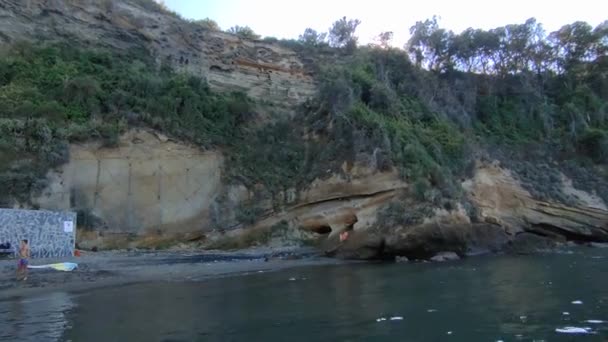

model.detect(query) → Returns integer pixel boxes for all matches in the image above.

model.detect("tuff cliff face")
[2,0,607,256]
[34,129,223,246]
[34,128,409,249]
[0,0,315,107]
[464,162,608,242]
[335,162,608,260]
[34,127,608,254]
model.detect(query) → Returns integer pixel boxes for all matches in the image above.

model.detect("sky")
[162,0,607,47]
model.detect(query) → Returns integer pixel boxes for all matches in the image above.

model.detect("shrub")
[374,200,436,230]
[193,18,220,31]
[234,203,265,225]
[227,26,260,40]
[577,128,608,163]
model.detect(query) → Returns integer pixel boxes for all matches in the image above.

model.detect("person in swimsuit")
[339,231,349,242]
[16,239,30,281]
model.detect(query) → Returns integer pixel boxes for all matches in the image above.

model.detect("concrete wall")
[0,209,76,258]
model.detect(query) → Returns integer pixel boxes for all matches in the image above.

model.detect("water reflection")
[0,291,75,342]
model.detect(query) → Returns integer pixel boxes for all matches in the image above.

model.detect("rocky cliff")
[1,0,607,257]
[0,0,315,107]
[33,126,608,256]
[333,161,608,260]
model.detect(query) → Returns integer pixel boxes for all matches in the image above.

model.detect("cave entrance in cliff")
[310,225,332,235]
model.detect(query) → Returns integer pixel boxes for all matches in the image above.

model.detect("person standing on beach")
[16,239,30,281]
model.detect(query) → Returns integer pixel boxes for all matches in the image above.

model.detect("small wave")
[562,312,570,315]
[427,309,437,313]
[571,300,583,304]
[555,327,594,334]
[585,320,604,324]
[376,316,403,322]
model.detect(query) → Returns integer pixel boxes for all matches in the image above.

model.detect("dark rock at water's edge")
[323,222,608,262]
[383,223,511,261]
[326,233,386,260]
[506,232,559,255]
[323,223,494,261]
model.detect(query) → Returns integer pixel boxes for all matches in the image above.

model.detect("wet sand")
[0,248,346,301]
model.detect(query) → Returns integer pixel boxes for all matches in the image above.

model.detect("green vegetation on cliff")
[0,8,607,225]
[233,16,608,218]
[293,17,608,207]
[0,43,250,205]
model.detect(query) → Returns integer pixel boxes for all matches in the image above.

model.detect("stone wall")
[0,209,76,258]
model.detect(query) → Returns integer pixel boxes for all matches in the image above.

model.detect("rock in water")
[395,256,409,263]
[430,251,460,262]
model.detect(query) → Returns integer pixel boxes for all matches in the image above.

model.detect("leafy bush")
[374,200,435,230]
[577,128,608,163]
[234,203,265,225]
[192,18,220,31]
[227,26,261,40]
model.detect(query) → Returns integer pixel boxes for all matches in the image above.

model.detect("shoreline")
[3,242,599,301]
[0,248,348,301]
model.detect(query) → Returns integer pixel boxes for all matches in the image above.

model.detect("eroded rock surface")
[464,162,608,242]
[0,0,316,107]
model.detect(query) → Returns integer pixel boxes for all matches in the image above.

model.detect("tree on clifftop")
[407,16,454,72]
[228,25,261,40]
[298,28,327,47]
[194,18,221,31]
[373,31,394,49]
[328,17,361,50]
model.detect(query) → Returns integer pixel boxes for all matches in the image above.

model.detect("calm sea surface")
[2,247,608,341]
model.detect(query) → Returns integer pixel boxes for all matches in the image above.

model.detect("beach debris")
[28,262,78,272]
